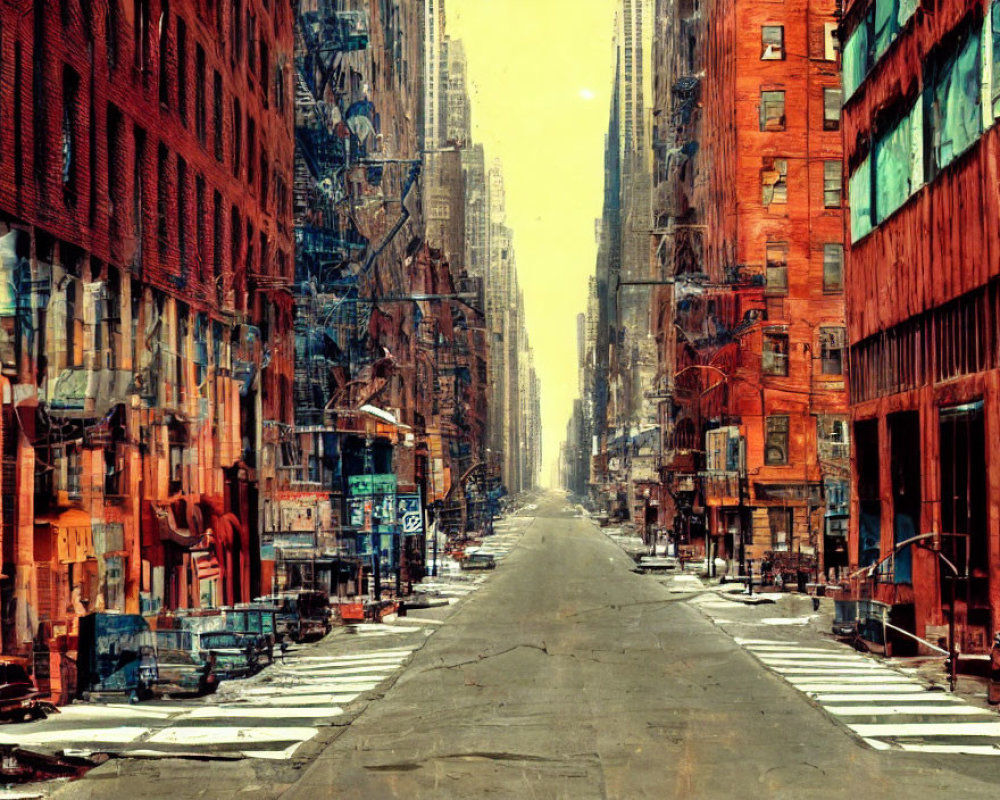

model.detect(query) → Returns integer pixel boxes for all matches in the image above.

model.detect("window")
[823,88,842,130]
[134,125,146,261]
[195,45,206,144]
[849,155,872,242]
[213,191,223,302]
[107,104,124,229]
[195,175,205,277]
[134,0,150,75]
[762,158,788,205]
[158,0,169,106]
[106,0,119,69]
[765,416,790,466]
[762,26,784,60]
[247,116,256,186]
[177,157,188,273]
[760,90,786,131]
[823,244,843,292]
[232,98,242,177]
[157,143,169,257]
[213,71,223,162]
[765,241,788,294]
[823,160,842,208]
[926,26,982,176]
[176,18,187,126]
[62,65,80,204]
[824,22,839,61]
[818,416,850,460]
[845,1,918,97]
[768,508,793,550]
[819,327,846,375]
[762,330,789,376]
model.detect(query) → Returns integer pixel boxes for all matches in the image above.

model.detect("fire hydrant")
[989,633,1000,705]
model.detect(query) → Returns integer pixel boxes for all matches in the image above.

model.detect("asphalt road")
[281,493,1000,799]
[53,492,1000,798]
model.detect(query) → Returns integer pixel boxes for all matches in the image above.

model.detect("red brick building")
[843,0,1000,654]
[0,0,294,699]
[656,0,848,575]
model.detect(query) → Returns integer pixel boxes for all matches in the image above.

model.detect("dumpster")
[76,613,157,701]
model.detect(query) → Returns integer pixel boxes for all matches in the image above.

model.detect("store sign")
[397,494,422,536]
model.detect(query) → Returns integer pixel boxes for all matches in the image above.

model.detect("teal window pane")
[873,111,912,222]
[844,23,869,98]
[874,0,899,59]
[849,156,873,243]
[930,28,982,171]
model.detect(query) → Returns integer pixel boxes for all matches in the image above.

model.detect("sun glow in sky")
[446,0,618,486]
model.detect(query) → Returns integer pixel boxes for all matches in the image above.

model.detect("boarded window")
[762,158,788,205]
[762,26,784,60]
[823,244,843,292]
[765,416,790,466]
[760,90,786,131]
[819,327,846,374]
[823,161,842,208]
[762,330,789,376]
[843,12,871,98]
[849,155,872,242]
[769,508,792,550]
[875,0,917,59]
[824,22,839,61]
[824,88,842,130]
[873,102,919,223]
[765,241,788,293]
[926,25,982,175]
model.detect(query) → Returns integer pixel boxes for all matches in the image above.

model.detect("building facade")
[0,0,295,699]
[843,0,1000,654]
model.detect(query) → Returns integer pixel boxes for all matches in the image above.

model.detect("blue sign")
[397,494,423,536]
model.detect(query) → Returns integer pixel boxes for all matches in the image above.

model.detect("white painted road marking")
[849,722,1000,738]
[146,726,319,745]
[826,704,993,717]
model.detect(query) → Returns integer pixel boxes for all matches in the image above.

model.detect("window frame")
[762,329,790,376]
[765,415,790,466]
[823,160,842,208]
[765,241,789,294]
[762,25,785,60]
[819,326,846,375]
[760,90,787,131]
[823,87,842,130]
[823,243,844,292]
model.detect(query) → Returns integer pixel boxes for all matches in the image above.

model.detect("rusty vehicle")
[0,659,58,723]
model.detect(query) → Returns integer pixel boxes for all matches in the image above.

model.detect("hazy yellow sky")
[446,0,618,486]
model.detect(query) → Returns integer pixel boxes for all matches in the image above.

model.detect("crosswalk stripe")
[813,692,958,703]
[801,684,932,694]
[295,650,413,661]
[826,705,993,717]
[0,727,149,745]
[231,693,359,706]
[145,726,318,745]
[178,706,345,719]
[768,668,904,676]
[848,722,1000,738]
[892,743,1000,756]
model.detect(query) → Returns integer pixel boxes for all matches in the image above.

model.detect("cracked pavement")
[47,494,1000,798]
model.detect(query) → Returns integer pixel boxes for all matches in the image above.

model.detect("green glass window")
[849,155,873,243]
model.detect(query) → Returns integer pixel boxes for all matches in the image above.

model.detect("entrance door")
[939,401,989,651]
